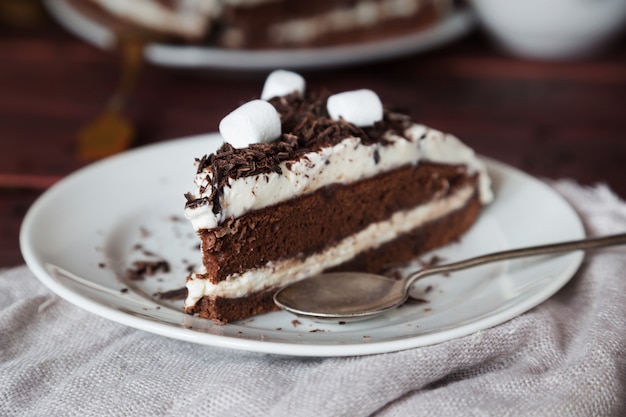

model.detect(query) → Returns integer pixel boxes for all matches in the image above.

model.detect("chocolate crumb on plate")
[418,254,445,269]
[405,297,429,305]
[126,259,171,280]
[154,287,187,300]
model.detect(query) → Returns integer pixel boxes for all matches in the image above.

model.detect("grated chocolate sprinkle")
[186,90,412,213]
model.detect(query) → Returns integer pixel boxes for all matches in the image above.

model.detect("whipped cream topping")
[184,124,493,230]
[185,183,476,304]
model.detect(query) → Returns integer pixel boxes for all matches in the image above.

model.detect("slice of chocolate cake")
[183,70,493,323]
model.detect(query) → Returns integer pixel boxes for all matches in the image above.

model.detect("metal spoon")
[273,233,626,322]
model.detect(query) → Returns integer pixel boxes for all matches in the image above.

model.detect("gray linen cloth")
[1,180,625,416]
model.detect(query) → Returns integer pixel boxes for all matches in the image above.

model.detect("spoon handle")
[405,232,626,289]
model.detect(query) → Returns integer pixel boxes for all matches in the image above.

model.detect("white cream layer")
[184,183,475,306]
[184,124,493,230]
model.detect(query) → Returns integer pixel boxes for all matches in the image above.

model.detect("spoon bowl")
[274,272,406,322]
[274,233,626,322]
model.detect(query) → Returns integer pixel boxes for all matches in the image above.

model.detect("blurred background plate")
[43,0,476,70]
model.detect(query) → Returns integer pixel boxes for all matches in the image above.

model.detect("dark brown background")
[2,2,625,267]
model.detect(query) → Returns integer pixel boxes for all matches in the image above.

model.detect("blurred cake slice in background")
[69,0,452,48]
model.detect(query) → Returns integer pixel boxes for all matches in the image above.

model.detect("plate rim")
[43,0,476,70]
[19,135,586,357]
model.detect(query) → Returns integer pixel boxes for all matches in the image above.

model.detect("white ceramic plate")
[43,0,476,70]
[20,134,585,357]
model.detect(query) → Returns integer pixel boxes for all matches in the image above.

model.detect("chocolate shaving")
[185,90,412,213]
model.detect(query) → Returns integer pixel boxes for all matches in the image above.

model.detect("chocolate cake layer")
[330,191,481,273]
[188,191,481,323]
[196,162,475,283]
[191,288,278,323]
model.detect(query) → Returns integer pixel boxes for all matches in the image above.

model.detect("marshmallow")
[219,99,282,148]
[261,70,306,100]
[327,89,383,127]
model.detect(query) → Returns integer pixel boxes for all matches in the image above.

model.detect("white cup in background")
[470,0,626,60]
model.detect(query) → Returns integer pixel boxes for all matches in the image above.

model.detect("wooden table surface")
[2,3,625,267]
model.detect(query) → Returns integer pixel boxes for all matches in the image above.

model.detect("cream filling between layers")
[184,183,475,307]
